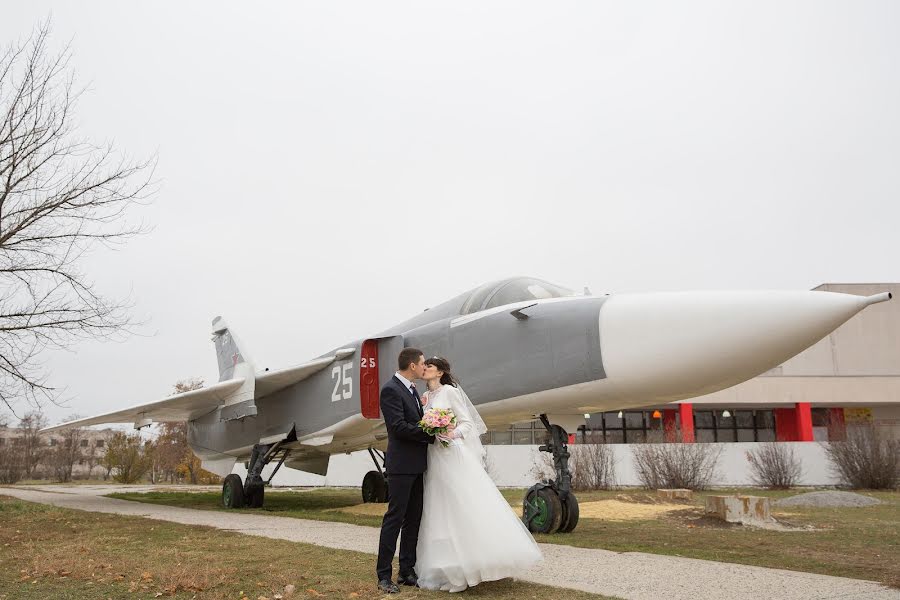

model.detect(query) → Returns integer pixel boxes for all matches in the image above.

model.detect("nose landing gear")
[522,414,580,534]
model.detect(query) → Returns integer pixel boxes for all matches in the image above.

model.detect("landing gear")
[222,474,244,508]
[522,414,580,534]
[221,441,291,509]
[362,448,389,503]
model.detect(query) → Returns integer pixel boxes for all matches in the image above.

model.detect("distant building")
[0,425,117,479]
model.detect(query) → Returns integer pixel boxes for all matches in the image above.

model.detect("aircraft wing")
[40,378,246,433]
[42,349,358,433]
[254,347,354,398]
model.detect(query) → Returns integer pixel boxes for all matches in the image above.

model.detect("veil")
[455,384,487,460]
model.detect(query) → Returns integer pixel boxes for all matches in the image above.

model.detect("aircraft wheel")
[523,486,562,534]
[362,470,388,503]
[222,474,245,508]
[558,492,580,533]
[247,484,265,508]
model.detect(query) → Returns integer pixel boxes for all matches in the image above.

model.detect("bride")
[415,356,542,592]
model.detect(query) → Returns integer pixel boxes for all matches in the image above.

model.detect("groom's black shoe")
[377,579,400,594]
[397,573,418,587]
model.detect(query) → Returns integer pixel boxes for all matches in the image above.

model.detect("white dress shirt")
[394,372,417,396]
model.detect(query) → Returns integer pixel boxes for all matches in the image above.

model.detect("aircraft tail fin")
[211,316,253,382]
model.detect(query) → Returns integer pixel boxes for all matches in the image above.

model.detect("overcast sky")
[2,1,898,425]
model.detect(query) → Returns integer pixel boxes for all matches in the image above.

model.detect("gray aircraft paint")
[47,277,889,478]
[188,280,607,474]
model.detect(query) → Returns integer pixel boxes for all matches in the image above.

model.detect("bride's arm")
[446,386,475,439]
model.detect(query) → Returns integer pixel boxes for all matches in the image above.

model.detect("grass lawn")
[110,486,900,588]
[0,495,616,600]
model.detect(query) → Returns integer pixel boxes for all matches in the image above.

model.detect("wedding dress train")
[415,384,542,592]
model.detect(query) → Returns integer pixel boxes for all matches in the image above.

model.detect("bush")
[0,444,24,484]
[631,436,722,490]
[824,425,900,489]
[746,443,803,489]
[531,443,617,491]
[569,443,617,490]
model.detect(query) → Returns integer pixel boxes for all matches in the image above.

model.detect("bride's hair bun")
[424,356,458,387]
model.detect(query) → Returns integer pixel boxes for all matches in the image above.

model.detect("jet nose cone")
[599,290,890,402]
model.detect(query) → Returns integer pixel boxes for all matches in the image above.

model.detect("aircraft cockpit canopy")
[460,277,578,315]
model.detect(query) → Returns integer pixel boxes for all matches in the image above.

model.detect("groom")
[376,347,435,594]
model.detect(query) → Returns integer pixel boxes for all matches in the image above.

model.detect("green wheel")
[523,486,562,534]
[222,474,245,509]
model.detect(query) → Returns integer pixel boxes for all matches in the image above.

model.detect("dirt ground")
[329,498,685,521]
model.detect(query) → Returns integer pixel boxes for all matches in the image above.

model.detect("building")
[0,425,115,479]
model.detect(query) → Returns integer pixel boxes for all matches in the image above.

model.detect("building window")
[95,439,104,448]
[695,409,775,442]
[80,439,89,447]
[0,437,5,446]
[582,411,668,444]
[50,438,58,446]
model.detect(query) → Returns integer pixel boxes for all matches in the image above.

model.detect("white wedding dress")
[415,384,542,592]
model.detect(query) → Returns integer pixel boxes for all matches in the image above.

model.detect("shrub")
[631,436,722,490]
[746,443,803,489]
[531,443,617,491]
[0,443,24,484]
[569,443,617,491]
[824,425,900,489]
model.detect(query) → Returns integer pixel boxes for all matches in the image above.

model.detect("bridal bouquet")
[419,407,457,447]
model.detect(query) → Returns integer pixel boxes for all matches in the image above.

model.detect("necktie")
[410,383,422,414]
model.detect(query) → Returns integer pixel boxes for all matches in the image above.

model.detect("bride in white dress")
[415,356,542,592]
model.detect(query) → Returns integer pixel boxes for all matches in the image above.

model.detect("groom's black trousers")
[377,473,424,581]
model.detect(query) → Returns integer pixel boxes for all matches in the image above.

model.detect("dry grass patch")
[110,486,900,588]
[0,495,616,600]
[577,499,684,521]
[327,502,388,517]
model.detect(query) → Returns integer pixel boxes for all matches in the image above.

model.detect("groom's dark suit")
[376,374,434,582]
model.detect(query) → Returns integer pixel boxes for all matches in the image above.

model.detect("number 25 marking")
[331,362,353,402]
[360,357,376,368]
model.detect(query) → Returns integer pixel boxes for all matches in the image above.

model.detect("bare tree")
[46,413,85,482]
[631,433,722,490]
[746,443,803,489]
[824,424,900,490]
[17,410,46,478]
[0,21,154,412]
[0,431,24,483]
[83,431,108,480]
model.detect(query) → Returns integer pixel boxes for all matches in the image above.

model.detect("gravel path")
[4,485,898,600]
[776,491,883,508]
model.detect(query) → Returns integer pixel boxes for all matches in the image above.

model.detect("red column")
[828,408,846,441]
[795,402,814,442]
[678,403,695,443]
[774,408,797,441]
[662,409,678,442]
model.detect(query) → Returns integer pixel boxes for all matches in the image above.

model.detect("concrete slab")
[2,485,897,600]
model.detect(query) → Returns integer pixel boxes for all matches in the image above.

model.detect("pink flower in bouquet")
[419,407,457,447]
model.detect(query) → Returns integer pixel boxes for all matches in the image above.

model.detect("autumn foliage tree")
[46,414,86,482]
[154,379,220,485]
[102,431,151,484]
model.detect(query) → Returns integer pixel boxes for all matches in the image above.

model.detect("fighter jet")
[44,277,891,533]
